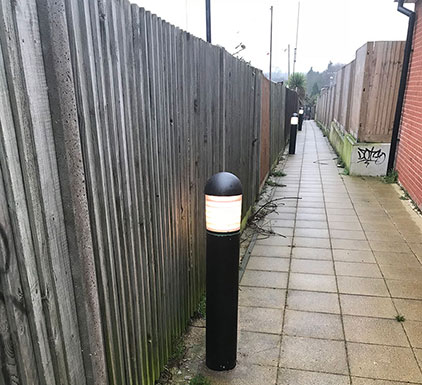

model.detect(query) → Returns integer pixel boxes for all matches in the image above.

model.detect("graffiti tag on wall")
[357,147,386,167]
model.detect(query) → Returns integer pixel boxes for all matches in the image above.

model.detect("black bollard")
[204,172,242,371]
[298,107,304,131]
[289,113,299,154]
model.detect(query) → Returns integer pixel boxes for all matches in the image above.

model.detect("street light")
[289,113,299,154]
[205,172,242,371]
[298,107,304,131]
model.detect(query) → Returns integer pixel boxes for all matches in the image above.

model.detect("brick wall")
[396,0,422,209]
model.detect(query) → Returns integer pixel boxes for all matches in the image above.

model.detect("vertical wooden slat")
[133,7,158,382]
[141,9,165,378]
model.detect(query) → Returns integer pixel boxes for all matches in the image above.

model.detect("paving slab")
[237,330,280,366]
[284,309,343,339]
[246,257,290,272]
[238,287,286,309]
[240,270,288,289]
[292,247,332,260]
[337,276,389,297]
[402,320,422,348]
[238,306,283,334]
[333,249,376,263]
[279,336,348,374]
[290,259,334,275]
[343,315,409,346]
[287,290,340,314]
[335,262,382,278]
[289,272,337,292]
[393,298,422,321]
[347,342,422,382]
[340,294,397,319]
[278,368,350,385]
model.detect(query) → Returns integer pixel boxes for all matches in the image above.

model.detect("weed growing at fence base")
[266,180,286,187]
[270,170,287,177]
[190,374,211,385]
[398,185,422,215]
[383,170,398,184]
[194,294,206,319]
[168,336,186,365]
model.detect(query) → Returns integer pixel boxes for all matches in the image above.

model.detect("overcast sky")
[130,0,413,74]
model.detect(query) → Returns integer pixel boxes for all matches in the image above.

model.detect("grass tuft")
[383,170,398,184]
[395,314,406,322]
[190,374,211,385]
[194,294,206,319]
[168,336,186,365]
[270,170,287,177]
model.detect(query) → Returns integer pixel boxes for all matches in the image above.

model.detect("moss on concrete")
[326,121,356,171]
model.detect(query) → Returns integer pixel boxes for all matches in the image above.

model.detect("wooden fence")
[0,0,297,384]
[316,41,405,142]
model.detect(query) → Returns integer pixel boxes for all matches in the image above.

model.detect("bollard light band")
[205,194,242,233]
[291,116,299,125]
[299,108,304,115]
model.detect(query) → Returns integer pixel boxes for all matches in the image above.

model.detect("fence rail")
[0,0,297,384]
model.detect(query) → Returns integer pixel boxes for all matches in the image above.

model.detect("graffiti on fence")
[357,147,386,167]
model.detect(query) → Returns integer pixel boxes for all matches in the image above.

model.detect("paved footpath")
[202,120,422,385]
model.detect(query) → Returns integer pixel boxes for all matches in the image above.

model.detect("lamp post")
[205,0,211,43]
[289,113,299,155]
[205,172,242,371]
[298,107,304,131]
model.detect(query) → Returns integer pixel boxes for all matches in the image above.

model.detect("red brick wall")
[396,0,422,209]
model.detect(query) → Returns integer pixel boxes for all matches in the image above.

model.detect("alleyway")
[202,120,422,384]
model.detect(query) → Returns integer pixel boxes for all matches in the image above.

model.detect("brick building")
[396,0,422,208]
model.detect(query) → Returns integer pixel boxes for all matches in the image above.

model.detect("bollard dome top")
[292,112,298,117]
[204,172,242,196]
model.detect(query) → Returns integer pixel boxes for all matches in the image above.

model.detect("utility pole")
[288,44,291,79]
[269,5,273,82]
[269,6,273,170]
[293,1,300,74]
[206,0,211,43]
